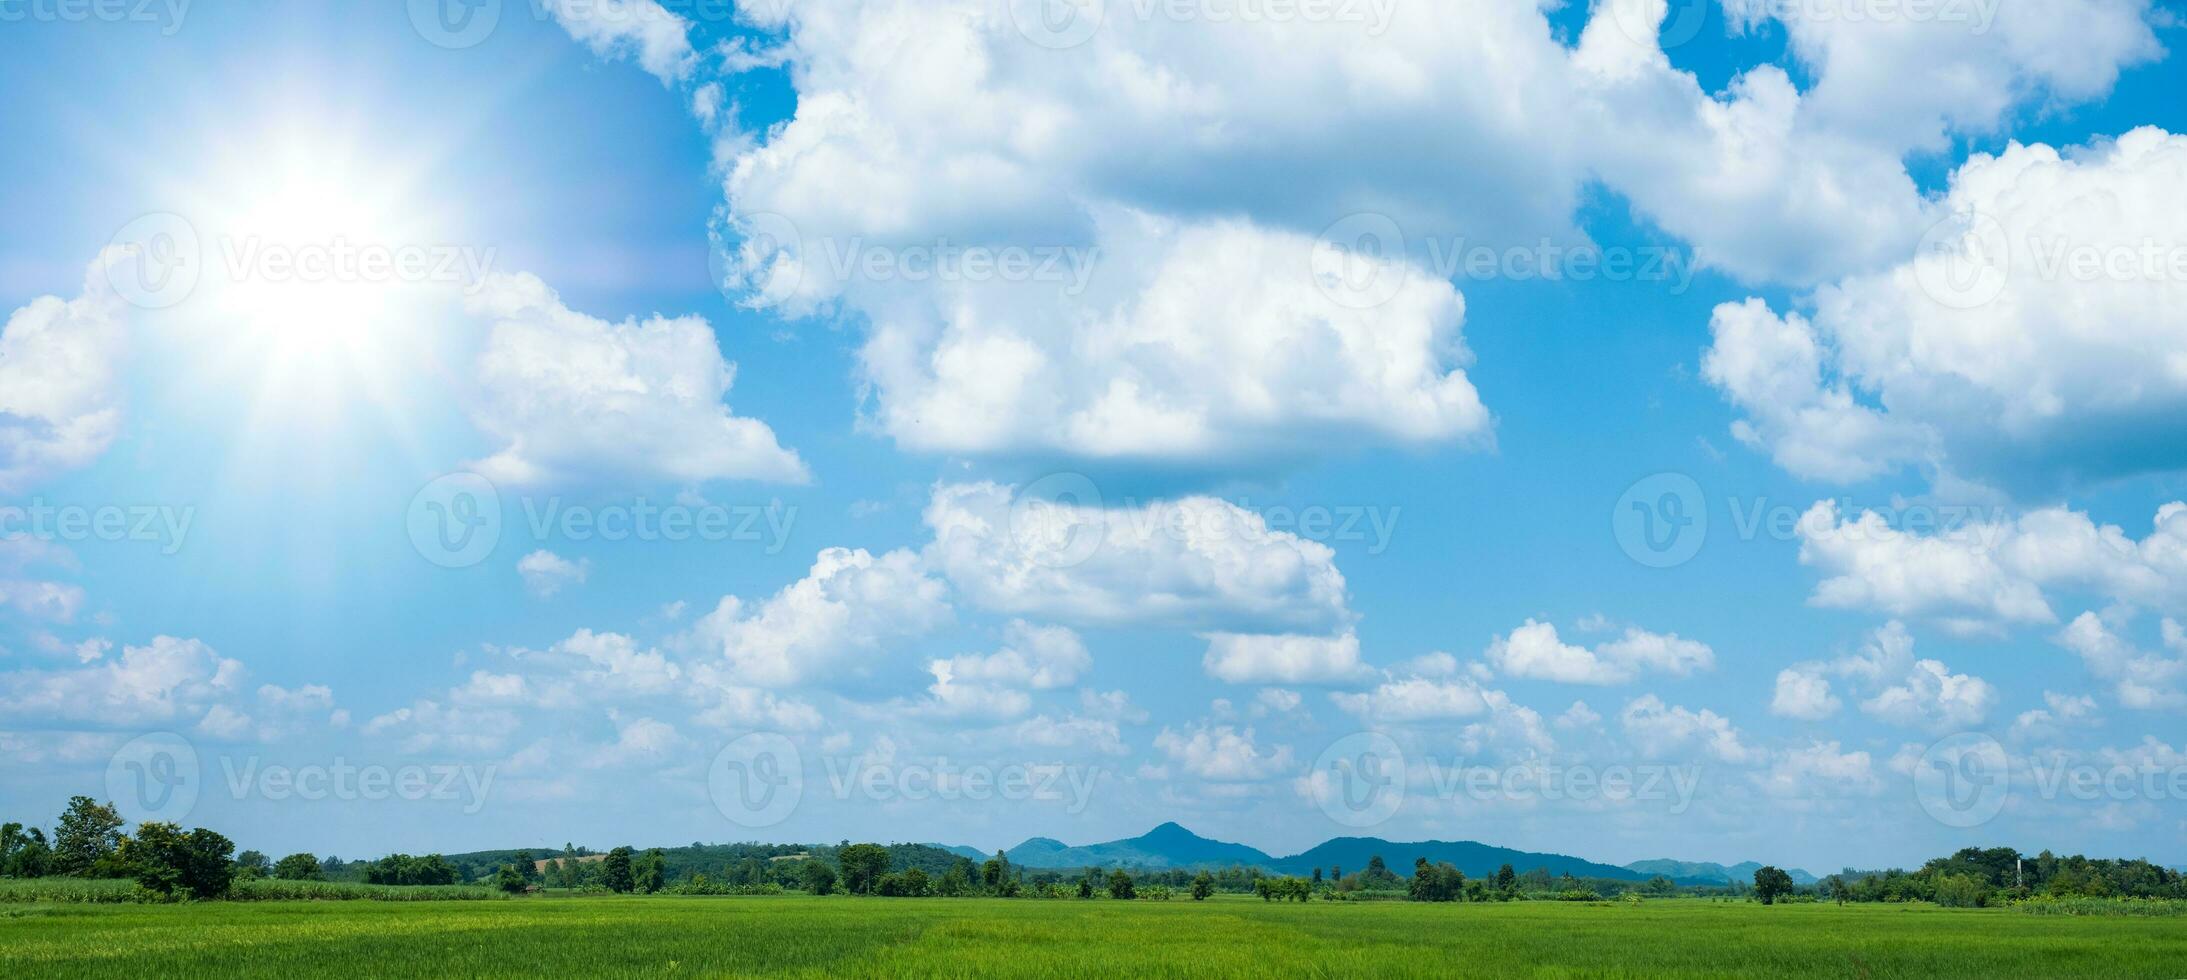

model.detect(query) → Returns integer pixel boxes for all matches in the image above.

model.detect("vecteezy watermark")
[709,733,803,828]
[106,732,201,824]
[1003,472,1405,570]
[220,757,495,815]
[104,212,201,309]
[820,756,1108,815]
[408,0,500,49]
[1303,732,1704,829]
[1914,733,2010,828]
[0,0,188,33]
[1613,472,1707,569]
[1915,732,2187,829]
[405,472,797,569]
[713,211,1100,309]
[1008,0,1400,50]
[1915,209,2187,310]
[0,500,195,555]
[1312,212,1700,310]
[1306,731,1405,827]
[103,212,498,311]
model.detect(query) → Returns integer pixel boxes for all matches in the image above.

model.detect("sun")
[169,124,473,433]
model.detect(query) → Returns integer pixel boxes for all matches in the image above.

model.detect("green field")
[5,895,2185,978]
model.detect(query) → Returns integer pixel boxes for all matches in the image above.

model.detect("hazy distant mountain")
[1000,822,1278,870]
[1625,859,1818,885]
[930,824,1652,880]
[1271,837,1644,880]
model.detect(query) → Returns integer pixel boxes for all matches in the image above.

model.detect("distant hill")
[997,823,1278,870]
[1271,837,1645,880]
[1626,859,1818,885]
[933,825,1653,881]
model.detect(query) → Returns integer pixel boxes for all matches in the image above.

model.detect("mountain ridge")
[931,823,1803,883]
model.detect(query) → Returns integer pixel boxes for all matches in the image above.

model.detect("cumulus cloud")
[688,546,951,687]
[1153,723,1294,781]
[517,550,590,598]
[0,635,244,727]
[2011,690,2102,741]
[1707,128,2187,490]
[463,271,807,487]
[2054,611,2187,710]
[1771,622,1997,731]
[1202,632,1365,685]
[923,621,1091,718]
[0,251,130,491]
[1753,739,1880,798]
[364,699,522,755]
[1797,500,2187,633]
[541,0,696,83]
[923,482,1350,633]
[1483,619,1714,685]
[1619,694,1760,764]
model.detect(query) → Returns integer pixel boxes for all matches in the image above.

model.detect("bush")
[122,823,235,900]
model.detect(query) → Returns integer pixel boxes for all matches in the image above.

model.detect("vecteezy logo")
[1607,0,1710,51]
[1009,0,1105,50]
[1310,212,1409,310]
[104,212,201,309]
[712,211,805,309]
[1915,210,2010,310]
[1311,732,1405,828]
[1915,732,2010,829]
[1613,472,1707,568]
[1007,472,1105,569]
[106,733,200,824]
[709,733,802,828]
[406,472,501,568]
[408,0,501,49]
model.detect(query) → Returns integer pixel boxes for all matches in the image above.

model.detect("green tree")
[1107,868,1136,900]
[509,850,536,884]
[1191,870,1215,901]
[495,865,528,894]
[837,843,891,895]
[273,853,323,880]
[938,860,972,897]
[980,850,1011,893]
[800,859,838,895]
[52,797,126,877]
[1077,868,1098,898]
[123,822,236,899]
[903,867,932,897]
[233,850,271,881]
[1495,863,1518,899]
[1753,866,1796,906]
[634,848,666,894]
[601,847,636,893]
[1,824,53,878]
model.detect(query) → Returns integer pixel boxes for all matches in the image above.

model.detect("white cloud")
[1797,500,2187,632]
[541,0,696,83]
[1202,632,1364,685]
[1556,700,1602,730]
[923,482,1350,633]
[0,635,244,727]
[1754,739,1880,798]
[517,550,590,598]
[1770,663,1842,721]
[578,716,688,769]
[1330,676,1490,722]
[2011,690,2102,741]
[1153,723,1294,781]
[688,546,950,687]
[1484,619,1713,685]
[2055,611,2187,710]
[464,271,807,487]
[1860,657,1996,732]
[363,699,520,755]
[935,620,1089,690]
[1706,128,2187,489]
[1619,694,1759,764]
[0,250,129,491]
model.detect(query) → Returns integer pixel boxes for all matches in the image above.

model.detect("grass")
[0,877,503,904]
[4,894,2185,978]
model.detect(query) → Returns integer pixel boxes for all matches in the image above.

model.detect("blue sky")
[2,0,2185,874]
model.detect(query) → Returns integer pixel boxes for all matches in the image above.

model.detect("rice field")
[4,893,2183,978]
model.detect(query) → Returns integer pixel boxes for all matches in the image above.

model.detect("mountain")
[1272,837,1645,880]
[1625,859,1818,886]
[1000,822,1277,870]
